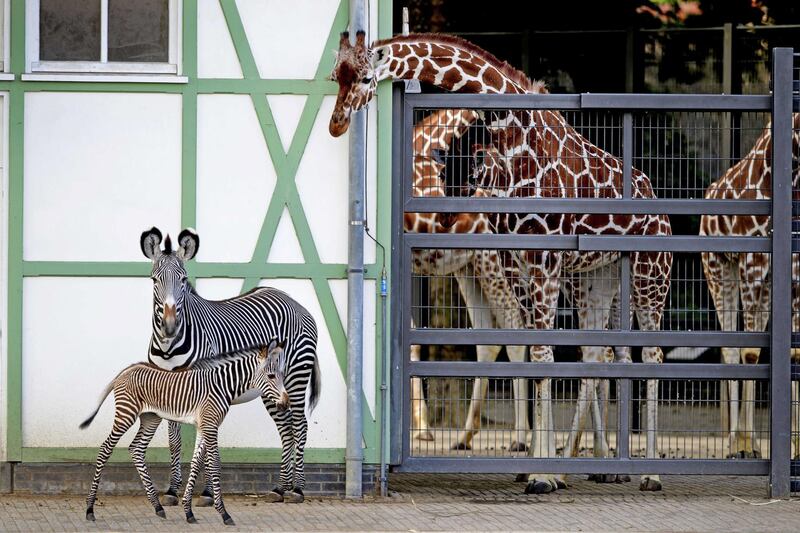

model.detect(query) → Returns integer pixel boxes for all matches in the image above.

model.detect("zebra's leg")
[285,407,309,503]
[182,433,206,524]
[162,420,182,506]
[86,411,137,521]
[129,413,166,518]
[201,426,234,526]
[263,404,294,502]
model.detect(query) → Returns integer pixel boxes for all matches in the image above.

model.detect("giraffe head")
[470,144,514,196]
[329,30,376,137]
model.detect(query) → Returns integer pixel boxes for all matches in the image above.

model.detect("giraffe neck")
[372,34,542,95]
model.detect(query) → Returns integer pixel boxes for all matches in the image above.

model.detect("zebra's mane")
[189,344,265,371]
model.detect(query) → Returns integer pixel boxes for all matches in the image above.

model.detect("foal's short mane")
[374,33,546,94]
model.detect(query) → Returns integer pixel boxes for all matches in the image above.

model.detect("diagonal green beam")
[218,0,260,79]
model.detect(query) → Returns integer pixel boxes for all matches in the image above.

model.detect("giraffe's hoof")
[508,442,528,452]
[451,441,471,451]
[727,450,761,459]
[524,480,556,494]
[514,474,528,482]
[415,431,435,441]
[263,488,285,503]
[196,495,213,507]
[222,512,235,526]
[161,491,180,506]
[556,479,567,490]
[85,509,95,522]
[639,477,662,492]
[617,475,632,483]
[285,488,304,503]
[589,474,620,484]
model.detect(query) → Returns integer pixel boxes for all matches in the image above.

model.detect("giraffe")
[700,114,800,460]
[329,31,672,493]
[408,107,530,450]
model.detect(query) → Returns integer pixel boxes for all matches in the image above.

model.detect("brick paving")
[2,474,799,532]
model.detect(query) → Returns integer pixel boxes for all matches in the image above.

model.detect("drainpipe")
[345,0,367,500]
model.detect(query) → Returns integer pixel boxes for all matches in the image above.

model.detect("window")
[27,0,181,75]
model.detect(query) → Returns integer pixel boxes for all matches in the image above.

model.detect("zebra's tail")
[79,363,137,429]
[307,354,321,414]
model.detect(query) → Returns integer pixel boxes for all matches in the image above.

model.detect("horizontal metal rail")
[405,92,772,111]
[404,197,772,216]
[408,329,770,348]
[395,457,769,476]
[405,233,772,253]
[408,361,770,379]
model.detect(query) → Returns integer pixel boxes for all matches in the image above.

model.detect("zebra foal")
[80,340,288,526]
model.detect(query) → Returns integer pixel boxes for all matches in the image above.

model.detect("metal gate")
[389,48,800,498]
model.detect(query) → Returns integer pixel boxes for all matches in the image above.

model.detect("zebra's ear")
[176,228,200,261]
[140,227,163,260]
[258,345,270,362]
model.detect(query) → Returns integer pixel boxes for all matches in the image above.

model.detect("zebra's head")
[257,340,290,411]
[140,227,199,343]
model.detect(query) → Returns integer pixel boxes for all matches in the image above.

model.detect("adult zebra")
[141,227,321,504]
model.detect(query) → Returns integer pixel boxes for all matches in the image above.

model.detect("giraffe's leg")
[182,433,206,524]
[704,252,742,457]
[410,340,434,441]
[519,250,564,495]
[263,403,294,502]
[736,253,771,458]
[162,420,183,506]
[507,345,530,451]
[128,413,166,518]
[86,410,137,521]
[633,248,671,492]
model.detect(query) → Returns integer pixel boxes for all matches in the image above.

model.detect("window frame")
[26,0,182,76]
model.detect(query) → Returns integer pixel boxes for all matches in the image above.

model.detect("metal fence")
[389,48,800,498]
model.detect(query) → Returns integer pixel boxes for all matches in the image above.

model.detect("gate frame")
[390,48,797,498]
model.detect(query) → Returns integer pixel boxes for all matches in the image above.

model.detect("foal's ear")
[176,228,200,261]
[258,345,270,361]
[140,227,163,260]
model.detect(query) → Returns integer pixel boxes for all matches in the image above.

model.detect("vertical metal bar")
[623,113,633,199]
[618,379,631,459]
[402,242,413,464]
[721,23,733,166]
[390,82,405,465]
[769,47,793,500]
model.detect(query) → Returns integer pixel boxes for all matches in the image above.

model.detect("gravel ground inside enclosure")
[2,474,799,532]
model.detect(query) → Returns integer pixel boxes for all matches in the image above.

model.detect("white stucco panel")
[196,94,277,263]
[267,208,304,263]
[329,279,377,414]
[236,0,340,79]
[22,277,162,448]
[23,93,182,262]
[193,277,245,301]
[198,0,243,79]
[266,95,307,152]
[295,96,377,264]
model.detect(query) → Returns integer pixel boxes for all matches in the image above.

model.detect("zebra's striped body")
[141,228,321,504]
[81,342,288,525]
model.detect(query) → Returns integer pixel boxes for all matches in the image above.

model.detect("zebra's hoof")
[186,512,197,524]
[285,488,304,503]
[450,442,471,450]
[514,474,528,482]
[222,512,235,526]
[196,495,214,507]
[86,509,95,522]
[155,507,166,519]
[508,442,528,452]
[639,477,662,492]
[162,491,180,506]
[524,480,556,494]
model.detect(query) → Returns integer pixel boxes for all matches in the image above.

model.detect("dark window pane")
[108,0,169,62]
[40,0,101,61]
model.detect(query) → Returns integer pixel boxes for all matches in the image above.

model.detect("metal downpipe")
[345,0,367,500]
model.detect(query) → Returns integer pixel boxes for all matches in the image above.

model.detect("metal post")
[769,47,793,500]
[345,0,367,499]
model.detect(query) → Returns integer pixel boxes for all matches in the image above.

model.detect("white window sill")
[0,73,14,81]
[21,73,188,84]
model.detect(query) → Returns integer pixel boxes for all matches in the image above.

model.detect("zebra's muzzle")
[276,391,290,411]
[163,303,177,336]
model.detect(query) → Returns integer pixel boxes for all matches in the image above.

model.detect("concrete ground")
[2,474,799,532]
